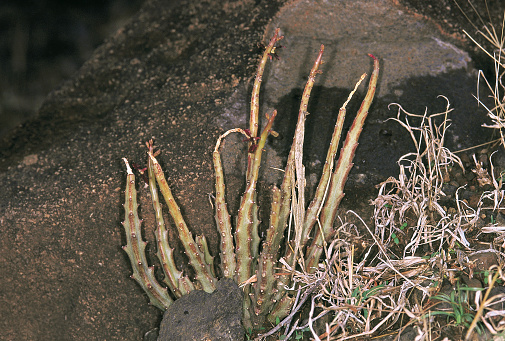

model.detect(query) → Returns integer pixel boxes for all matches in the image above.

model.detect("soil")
[0,0,504,340]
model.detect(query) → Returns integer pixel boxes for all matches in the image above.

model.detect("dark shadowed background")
[0,0,503,143]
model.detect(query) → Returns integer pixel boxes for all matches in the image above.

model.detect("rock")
[488,286,505,312]
[157,279,243,341]
[469,251,499,272]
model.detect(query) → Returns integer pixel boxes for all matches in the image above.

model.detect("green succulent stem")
[267,151,295,306]
[306,54,379,271]
[195,235,216,278]
[122,158,173,310]
[213,129,245,278]
[120,29,381,334]
[298,68,368,268]
[251,185,282,326]
[235,110,278,286]
[267,293,295,325]
[145,142,190,298]
[249,28,283,140]
[148,152,217,292]
[269,46,326,308]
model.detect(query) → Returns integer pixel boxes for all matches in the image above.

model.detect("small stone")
[469,251,499,272]
[22,154,38,166]
[157,278,243,341]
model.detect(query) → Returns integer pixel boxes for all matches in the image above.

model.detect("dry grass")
[271,101,505,340]
[456,1,505,149]
[263,4,505,339]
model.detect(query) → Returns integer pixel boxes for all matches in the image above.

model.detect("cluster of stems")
[121,29,379,331]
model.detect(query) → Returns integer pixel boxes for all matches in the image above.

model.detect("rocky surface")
[0,0,503,340]
[157,278,243,341]
[0,1,287,339]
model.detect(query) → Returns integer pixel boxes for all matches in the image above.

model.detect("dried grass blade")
[290,44,324,269]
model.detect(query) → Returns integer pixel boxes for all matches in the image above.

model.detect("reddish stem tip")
[368,53,377,60]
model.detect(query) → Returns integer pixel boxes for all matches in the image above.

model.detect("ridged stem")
[252,186,282,326]
[148,152,217,292]
[213,128,246,278]
[122,158,173,310]
[305,54,379,271]
[249,28,283,140]
[271,46,325,307]
[146,143,187,298]
[267,294,295,324]
[195,235,215,278]
[235,110,278,286]
[299,70,367,261]
[250,193,261,262]
[267,151,295,306]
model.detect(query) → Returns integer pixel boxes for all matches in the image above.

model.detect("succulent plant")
[121,28,379,332]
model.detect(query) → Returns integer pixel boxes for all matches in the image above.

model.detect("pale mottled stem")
[148,152,217,292]
[252,186,281,325]
[235,110,278,286]
[213,129,247,278]
[250,28,283,140]
[306,54,379,271]
[178,276,195,294]
[122,158,172,310]
[251,259,274,328]
[238,112,277,332]
[299,45,324,115]
[270,45,324,301]
[196,235,215,278]
[299,109,345,249]
[267,294,296,324]
[243,294,253,331]
[277,152,294,243]
[147,148,186,298]
[268,152,295,305]
[250,194,261,261]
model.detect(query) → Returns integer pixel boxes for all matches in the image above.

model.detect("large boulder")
[0,0,287,339]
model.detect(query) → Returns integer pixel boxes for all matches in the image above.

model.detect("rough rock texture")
[157,278,243,341]
[0,0,501,340]
[0,1,287,339]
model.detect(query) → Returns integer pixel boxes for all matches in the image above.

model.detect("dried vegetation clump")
[277,98,505,340]
[282,4,505,338]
